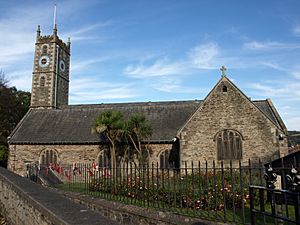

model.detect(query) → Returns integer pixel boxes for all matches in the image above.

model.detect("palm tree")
[124,114,152,165]
[93,110,124,179]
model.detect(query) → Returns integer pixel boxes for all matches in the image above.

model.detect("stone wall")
[0,167,229,225]
[0,167,118,225]
[8,144,101,176]
[179,77,287,166]
[8,143,172,176]
[56,189,227,225]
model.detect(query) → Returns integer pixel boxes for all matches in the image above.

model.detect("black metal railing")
[250,164,300,225]
[249,186,300,225]
[27,160,300,225]
[27,160,265,224]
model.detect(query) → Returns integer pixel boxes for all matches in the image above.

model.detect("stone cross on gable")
[220,66,227,77]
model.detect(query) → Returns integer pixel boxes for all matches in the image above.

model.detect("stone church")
[7,25,288,176]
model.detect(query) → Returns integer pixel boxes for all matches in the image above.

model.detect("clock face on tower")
[59,60,66,72]
[38,55,50,68]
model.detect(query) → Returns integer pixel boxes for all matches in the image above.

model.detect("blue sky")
[1,0,300,131]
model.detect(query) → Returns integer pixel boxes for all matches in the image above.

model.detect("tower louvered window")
[217,130,242,160]
[42,45,48,54]
[40,76,45,87]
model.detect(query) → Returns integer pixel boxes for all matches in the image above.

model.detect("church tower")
[30,23,70,108]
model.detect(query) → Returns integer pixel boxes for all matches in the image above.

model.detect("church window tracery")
[98,150,110,168]
[216,130,242,160]
[40,149,58,165]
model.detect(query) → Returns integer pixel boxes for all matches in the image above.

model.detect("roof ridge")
[252,99,267,102]
[60,100,202,109]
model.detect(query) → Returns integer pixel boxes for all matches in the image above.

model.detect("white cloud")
[124,42,222,79]
[259,62,287,72]
[188,43,220,69]
[150,77,201,94]
[69,78,137,103]
[244,41,300,50]
[292,25,300,37]
[283,115,300,131]
[71,57,110,73]
[6,69,32,91]
[64,21,113,42]
[250,82,300,100]
[292,71,300,80]
[249,80,300,131]
[124,59,183,78]
[0,20,36,67]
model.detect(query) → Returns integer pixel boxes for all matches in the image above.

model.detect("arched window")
[160,150,172,169]
[40,150,58,165]
[42,45,48,54]
[216,130,242,160]
[98,150,110,168]
[40,76,45,87]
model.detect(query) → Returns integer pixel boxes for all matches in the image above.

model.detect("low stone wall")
[0,166,227,225]
[0,167,119,225]
[57,189,228,225]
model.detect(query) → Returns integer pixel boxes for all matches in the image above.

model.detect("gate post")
[249,186,255,225]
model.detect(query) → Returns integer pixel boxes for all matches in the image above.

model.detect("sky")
[0,0,300,131]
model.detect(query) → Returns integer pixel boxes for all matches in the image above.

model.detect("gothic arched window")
[216,130,242,160]
[159,149,172,169]
[40,150,58,165]
[40,76,45,87]
[42,45,48,54]
[98,150,110,168]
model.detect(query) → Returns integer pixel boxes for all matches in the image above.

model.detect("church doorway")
[159,137,180,169]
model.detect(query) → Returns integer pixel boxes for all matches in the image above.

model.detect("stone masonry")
[30,25,70,108]
[0,167,119,225]
[8,143,172,176]
[179,77,288,166]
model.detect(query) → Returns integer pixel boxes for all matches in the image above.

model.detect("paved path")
[0,167,120,225]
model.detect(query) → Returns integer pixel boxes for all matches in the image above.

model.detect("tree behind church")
[0,72,31,167]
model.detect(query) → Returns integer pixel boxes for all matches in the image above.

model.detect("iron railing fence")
[27,160,299,225]
[250,186,300,225]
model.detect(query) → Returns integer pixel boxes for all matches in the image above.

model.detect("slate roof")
[9,100,202,144]
[252,100,283,129]
[9,99,284,144]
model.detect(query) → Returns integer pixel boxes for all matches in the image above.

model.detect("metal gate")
[249,164,300,225]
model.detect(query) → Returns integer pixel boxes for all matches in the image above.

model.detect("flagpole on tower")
[53,4,57,35]
[53,4,57,29]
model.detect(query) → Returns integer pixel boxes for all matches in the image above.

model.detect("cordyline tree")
[93,110,152,170]
[93,110,124,179]
[123,114,152,165]
[0,71,31,167]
